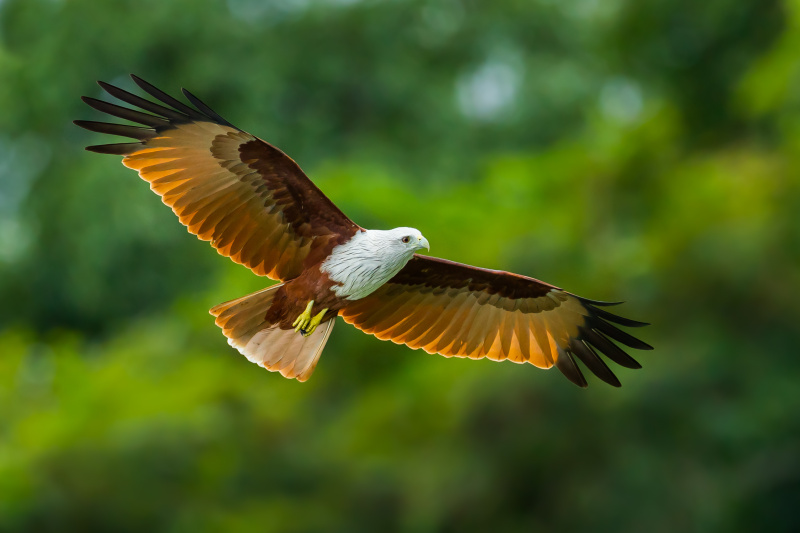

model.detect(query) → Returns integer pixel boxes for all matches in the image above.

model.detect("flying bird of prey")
[75,75,651,387]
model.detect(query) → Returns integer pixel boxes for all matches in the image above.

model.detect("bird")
[75,75,652,388]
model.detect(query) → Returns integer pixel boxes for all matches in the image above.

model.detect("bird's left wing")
[75,75,360,281]
[339,255,652,387]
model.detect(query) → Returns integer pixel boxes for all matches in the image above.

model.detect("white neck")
[321,229,418,300]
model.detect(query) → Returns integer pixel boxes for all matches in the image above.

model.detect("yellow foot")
[292,301,315,334]
[302,308,329,337]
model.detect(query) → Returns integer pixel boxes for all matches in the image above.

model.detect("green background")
[1,0,798,531]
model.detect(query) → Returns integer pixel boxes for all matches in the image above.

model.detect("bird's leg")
[302,308,329,337]
[292,301,315,334]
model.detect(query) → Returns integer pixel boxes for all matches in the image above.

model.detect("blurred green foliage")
[1,0,799,531]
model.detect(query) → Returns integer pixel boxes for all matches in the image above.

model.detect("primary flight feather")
[75,75,652,387]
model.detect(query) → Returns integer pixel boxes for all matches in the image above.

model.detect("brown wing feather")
[339,255,652,387]
[75,75,360,281]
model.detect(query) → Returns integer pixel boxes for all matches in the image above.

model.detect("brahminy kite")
[75,75,651,387]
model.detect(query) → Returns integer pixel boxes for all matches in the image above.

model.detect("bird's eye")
[401,236,411,244]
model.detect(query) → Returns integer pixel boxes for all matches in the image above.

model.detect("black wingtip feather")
[80,76,238,136]
[74,120,156,141]
[98,80,188,122]
[568,339,622,387]
[555,348,588,388]
[85,142,142,155]
[577,297,624,307]
[586,304,650,328]
[553,296,651,385]
[80,96,171,128]
[593,318,654,350]
[129,74,205,120]
[181,88,236,128]
[579,326,643,369]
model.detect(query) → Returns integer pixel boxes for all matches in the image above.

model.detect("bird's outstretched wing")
[340,255,652,387]
[75,75,360,281]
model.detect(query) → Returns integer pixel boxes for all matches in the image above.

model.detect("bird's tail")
[209,283,334,382]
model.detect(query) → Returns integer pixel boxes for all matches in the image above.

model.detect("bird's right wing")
[75,75,360,281]
[340,255,652,387]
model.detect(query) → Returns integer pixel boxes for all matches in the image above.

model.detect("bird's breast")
[320,236,411,300]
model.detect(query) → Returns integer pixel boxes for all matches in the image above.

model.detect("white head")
[321,226,430,300]
[371,227,430,255]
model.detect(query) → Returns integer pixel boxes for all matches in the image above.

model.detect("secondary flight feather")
[75,75,652,387]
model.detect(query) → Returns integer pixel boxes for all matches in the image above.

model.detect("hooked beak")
[417,235,430,251]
